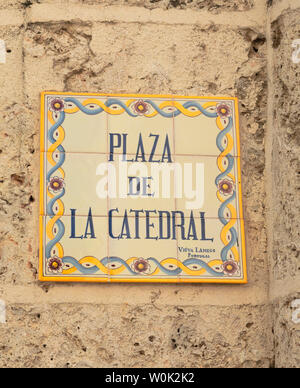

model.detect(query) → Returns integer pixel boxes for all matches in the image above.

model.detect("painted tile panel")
[40,92,246,283]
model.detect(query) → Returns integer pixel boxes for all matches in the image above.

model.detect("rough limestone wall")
[0,0,255,12]
[0,0,274,368]
[269,0,300,369]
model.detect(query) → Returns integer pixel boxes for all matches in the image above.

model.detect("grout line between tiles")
[172,96,181,281]
[40,213,246,220]
[106,97,112,283]
[41,150,242,158]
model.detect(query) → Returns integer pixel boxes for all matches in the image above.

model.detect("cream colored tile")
[108,157,176,214]
[108,215,179,281]
[173,97,240,157]
[41,215,109,281]
[42,93,107,154]
[176,216,246,282]
[44,152,108,216]
[174,155,241,219]
[107,97,175,159]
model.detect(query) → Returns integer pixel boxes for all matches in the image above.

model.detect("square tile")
[107,96,175,159]
[39,215,109,282]
[173,97,240,157]
[41,152,108,217]
[41,93,108,154]
[108,157,177,215]
[176,215,247,283]
[174,155,243,219]
[108,215,179,282]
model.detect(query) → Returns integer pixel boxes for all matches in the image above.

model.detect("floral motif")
[49,97,65,113]
[133,100,149,116]
[222,260,240,276]
[216,103,231,118]
[131,258,152,275]
[48,177,65,193]
[47,256,63,274]
[218,179,234,196]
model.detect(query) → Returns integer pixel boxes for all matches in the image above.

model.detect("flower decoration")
[216,103,231,118]
[131,258,152,275]
[133,100,150,116]
[48,177,65,193]
[47,256,63,274]
[222,261,240,276]
[49,97,65,113]
[218,179,234,196]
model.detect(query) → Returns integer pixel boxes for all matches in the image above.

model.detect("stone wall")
[0,0,298,368]
[269,0,300,369]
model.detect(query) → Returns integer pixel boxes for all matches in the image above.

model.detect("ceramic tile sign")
[39,92,247,283]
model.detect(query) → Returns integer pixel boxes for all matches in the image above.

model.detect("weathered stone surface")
[0,26,23,105]
[273,294,300,368]
[0,303,273,368]
[0,102,38,286]
[0,0,19,9]
[2,0,255,12]
[83,0,255,12]
[23,22,263,97]
[271,10,300,281]
[269,7,300,369]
